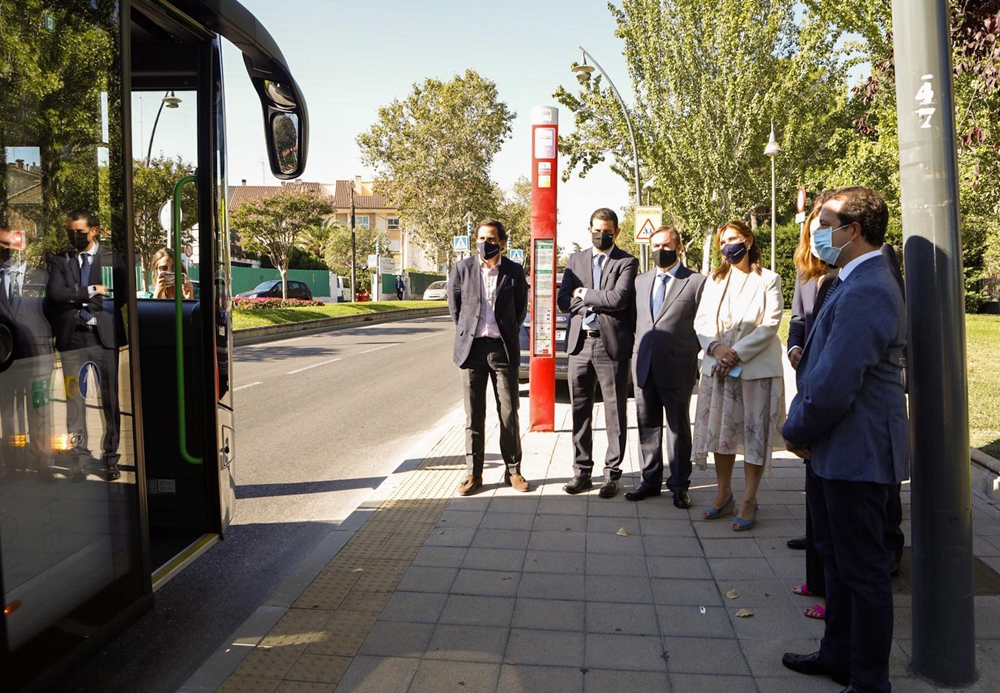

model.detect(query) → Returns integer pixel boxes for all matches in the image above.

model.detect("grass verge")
[232,300,447,330]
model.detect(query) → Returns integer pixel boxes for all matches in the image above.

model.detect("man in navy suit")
[625,226,705,507]
[781,187,908,693]
[448,219,529,496]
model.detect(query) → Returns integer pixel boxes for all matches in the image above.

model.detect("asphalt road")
[62,315,462,693]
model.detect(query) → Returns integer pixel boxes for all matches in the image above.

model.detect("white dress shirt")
[475,258,501,338]
[837,249,882,282]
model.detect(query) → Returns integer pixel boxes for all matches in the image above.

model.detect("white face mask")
[811,223,852,267]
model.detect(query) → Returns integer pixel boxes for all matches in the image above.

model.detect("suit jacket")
[781,256,909,484]
[632,264,706,391]
[0,264,53,358]
[447,255,528,368]
[694,267,784,380]
[47,246,127,352]
[556,246,638,361]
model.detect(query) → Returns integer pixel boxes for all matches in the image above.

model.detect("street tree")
[230,187,333,298]
[132,155,196,289]
[357,70,515,267]
[322,223,389,293]
[497,176,533,267]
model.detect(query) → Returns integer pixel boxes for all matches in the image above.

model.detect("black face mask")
[477,240,500,260]
[651,248,677,269]
[592,231,614,252]
[68,229,91,251]
[0,247,11,264]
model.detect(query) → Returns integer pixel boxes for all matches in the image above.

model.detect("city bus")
[0,1,308,689]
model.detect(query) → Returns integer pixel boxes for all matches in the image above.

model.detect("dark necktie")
[816,276,842,315]
[583,254,605,329]
[0,269,10,312]
[652,272,669,318]
[78,252,95,324]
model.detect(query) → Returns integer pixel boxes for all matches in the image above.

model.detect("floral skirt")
[691,373,786,469]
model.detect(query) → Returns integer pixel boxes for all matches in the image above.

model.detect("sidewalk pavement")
[193,375,1000,693]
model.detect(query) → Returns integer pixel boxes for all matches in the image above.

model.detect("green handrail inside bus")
[173,174,202,465]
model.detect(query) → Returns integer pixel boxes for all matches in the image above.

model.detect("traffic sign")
[634,206,662,243]
[797,186,807,213]
[509,248,524,264]
[453,235,469,253]
[366,254,377,269]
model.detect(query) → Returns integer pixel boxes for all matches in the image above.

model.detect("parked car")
[423,280,448,301]
[236,279,312,301]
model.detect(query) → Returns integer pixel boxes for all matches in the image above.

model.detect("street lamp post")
[145,91,182,165]
[764,121,781,271]
[350,180,357,303]
[572,47,645,270]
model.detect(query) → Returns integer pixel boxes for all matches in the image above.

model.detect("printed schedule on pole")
[532,239,555,357]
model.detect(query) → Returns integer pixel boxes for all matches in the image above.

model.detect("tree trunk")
[701,225,713,275]
[280,267,288,299]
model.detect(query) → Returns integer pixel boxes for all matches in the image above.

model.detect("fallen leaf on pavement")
[726,588,739,600]
[735,608,754,618]
[616,527,630,537]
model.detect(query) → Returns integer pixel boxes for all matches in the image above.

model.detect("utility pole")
[350,181,357,303]
[891,0,976,686]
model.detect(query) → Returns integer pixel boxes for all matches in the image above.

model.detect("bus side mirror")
[253,74,309,180]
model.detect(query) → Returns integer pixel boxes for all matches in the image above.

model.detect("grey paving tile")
[587,532,646,555]
[517,571,585,601]
[523,550,586,574]
[439,595,516,627]
[413,546,467,568]
[357,621,434,658]
[425,624,510,663]
[708,557,779,581]
[700,537,764,558]
[529,530,588,553]
[636,500,687,518]
[642,536,705,557]
[462,548,527,572]
[670,673,758,692]
[538,497,588,515]
[586,601,660,635]
[489,497,540,514]
[738,636,822,679]
[646,556,712,580]
[588,516,642,535]
[451,569,520,597]
[657,604,736,638]
[585,575,654,604]
[585,633,667,671]
[408,660,501,693]
[511,598,586,631]
[583,669,671,693]
[766,555,807,580]
[425,527,477,548]
[479,512,534,531]
[532,514,588,532]
[726,605,814,640]
[586,499,640,518]
[396,566,458,593]
[505,628,585,666]
[586,553,649,577]
[436,510,485,529]
[717,579,795,607]
[497,663,584,693]
[333,655,419,693]
[651,578,723,606]
[379,592,449,624]
[662,637,750,675]
[639,518,696,537]
[447,496,493,513]
[471,528,531,550]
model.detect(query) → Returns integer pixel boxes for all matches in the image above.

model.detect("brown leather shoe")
[457,475,483,496]
[506,473,531,493]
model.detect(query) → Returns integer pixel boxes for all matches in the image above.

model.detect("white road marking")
[233,381,262,392]
[360,344,400,354]
[286,358,342,375]
[411,334,441,341]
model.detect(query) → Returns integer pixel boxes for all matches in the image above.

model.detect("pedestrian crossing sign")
[453,235,470,253]
[634,206,662,243]
[509,249,524,264]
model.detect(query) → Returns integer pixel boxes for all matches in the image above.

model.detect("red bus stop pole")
[528,106,558,432]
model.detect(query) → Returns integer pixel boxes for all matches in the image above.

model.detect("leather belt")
[74,324,97,332]
[585,330,601,338]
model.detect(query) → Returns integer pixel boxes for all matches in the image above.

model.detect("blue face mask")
[811,224,852,267]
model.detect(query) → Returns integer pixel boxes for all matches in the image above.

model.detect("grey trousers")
[568,336,629,481]
[461,337,521,478]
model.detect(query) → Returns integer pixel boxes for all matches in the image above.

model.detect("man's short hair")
[589,208,619,228]
[828,187,888,246]
[68,209,99,228]
[651,225,681,246]
[477,218,507,241]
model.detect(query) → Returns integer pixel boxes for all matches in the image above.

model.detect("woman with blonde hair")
[143,247,194,299]
[692,220,785,531]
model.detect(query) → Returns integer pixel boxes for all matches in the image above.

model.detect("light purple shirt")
[475,259,501,338]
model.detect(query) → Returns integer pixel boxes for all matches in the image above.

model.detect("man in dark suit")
[624,226,705,508]
[47,210,126,481]
[448,218,529,496]
[781,187,908,693]
[557,208,638,498]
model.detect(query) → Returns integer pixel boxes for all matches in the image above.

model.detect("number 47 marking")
[916,74,935,129]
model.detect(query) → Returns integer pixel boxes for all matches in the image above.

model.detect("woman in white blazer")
[692,220,786,531]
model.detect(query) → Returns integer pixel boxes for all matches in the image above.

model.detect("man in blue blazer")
[781,187,908,693]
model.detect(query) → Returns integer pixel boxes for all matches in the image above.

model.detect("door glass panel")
[0,2,144,681]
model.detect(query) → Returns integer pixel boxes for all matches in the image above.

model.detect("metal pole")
[891,0,976,686]
[145,91,170,165]
[350,183,357,303]
[770,157,776,271]
[580,46,644,270]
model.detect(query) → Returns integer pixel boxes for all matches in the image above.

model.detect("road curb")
[178,403,466,693]
[232,305,449,347]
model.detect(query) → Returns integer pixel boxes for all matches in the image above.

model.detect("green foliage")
[132,156,197,289]
[358,70,515,266]
[322,223,389,293]
[497,176,532,267]
[288,246,326,270]
[753,221,803,308]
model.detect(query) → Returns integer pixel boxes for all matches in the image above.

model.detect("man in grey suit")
[557,208,638,498]
[781,187,908,693]
[625,226,705,508]
[448,219,529,496]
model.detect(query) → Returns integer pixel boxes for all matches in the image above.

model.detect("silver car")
[423,280,448,301]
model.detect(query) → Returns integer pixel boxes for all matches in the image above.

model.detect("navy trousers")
[807,471,894,693]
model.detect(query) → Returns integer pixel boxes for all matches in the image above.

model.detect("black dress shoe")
[106,464,121,481]
[625,485,661,501]
[598,479,618,498]
[781,651,851,686]
[787,535,808,550]
[673,490,692,509]
[563,476,593,495]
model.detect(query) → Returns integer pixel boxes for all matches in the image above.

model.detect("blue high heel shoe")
[732,504,759,531]
[703,494,735,520]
